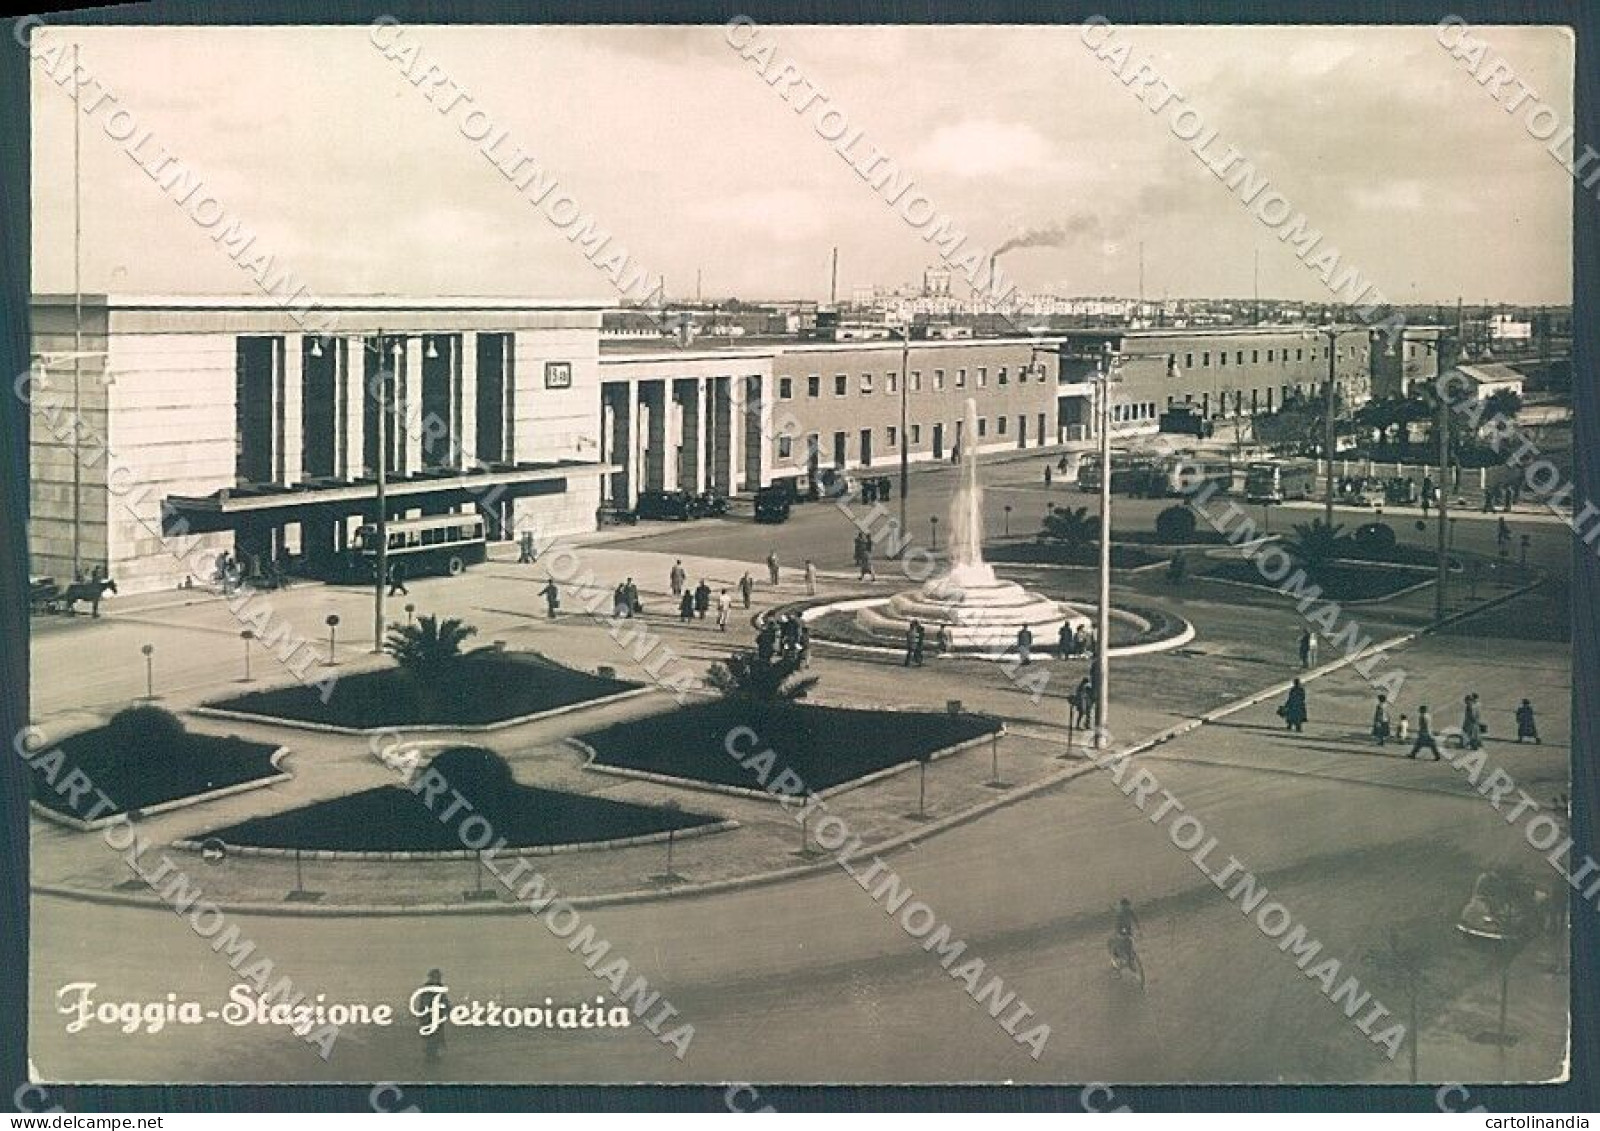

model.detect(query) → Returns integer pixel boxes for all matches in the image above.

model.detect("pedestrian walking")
[903,619,925,667]
[518,530,536,563]
[937,623,953,656]
[804,558,818,596]
[1073,624,1089,658]
[715,589,731,632]
[386,560,409,596]
[1371,693,1391,746]
[613,583,629,619]
[1071,676,1093,728]
[1279,678,1308,733]
[1497,518,1512,554]
[669,559,687,597]
[1297,628,1318,668]
[1460,693,1483,749]
[1408,705,1442,760]
[1058,621,1074,660]
[739,570,754,609]
[694,579,712,620]
[1044,464,1053,488]
[679,590,695,622]
[1420,475,1435,520]
[538,579,560,619]
[796,621,812,668]
[855,534,877,581]
[767,550,781,586]
[1016,625,1033,665]
[624,577,641,616]
[1515,699,1541,743]
[1396,713,1410,743]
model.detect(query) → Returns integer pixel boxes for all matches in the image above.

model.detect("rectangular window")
[998,367,1008,385]
[1185,353,1194,369]
[887,426,898,447]
[910,424,922,443]
[934,368,946,390]
[1296,348,1304,361]
[1219,351,1228,367]
[1202,351,1211,367]
[834,374,848,396]
[778,377,793,400]
[956,368,967,387]
[887,372,898,393]
[977,367,987,387]
[860,372,874,393]
[911,370,922,392]
[997,415,1008,434]
[1236,351,1244,364]
[977,417,988,437]
[1267,349,1274,362]
[777,435,792,459]
[807,374,820,397]
[1251,349,1259,363]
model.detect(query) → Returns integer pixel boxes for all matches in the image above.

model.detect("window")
[1219,351,1228,367]
[1202,351,1211,367]
[977,417,988,437]
[860,372,874,393]
[934,369,946,390]
[887,371,898,393]
[911,370,922,391]
[956,368,967,387]
[778,377,793,400]
[777,435,793,459]
[887,425,898,447]
[1267,349,1274,362]
[910,424,922,443]
[998,367,1008,385]
[1185,353,1194,369]
[977,367,988,387]
[1236,351,1244,364]
[807,374,820,397]
[1295,348,1304,361]
[997,415,1008,435]
[834,374,848,396]
[1251,349,1259,363]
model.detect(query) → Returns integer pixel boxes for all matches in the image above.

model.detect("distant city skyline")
[31,24,1575,307]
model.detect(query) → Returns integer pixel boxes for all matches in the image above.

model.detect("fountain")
[851,398,1092,654]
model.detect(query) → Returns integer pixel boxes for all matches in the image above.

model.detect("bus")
[1077,453,1161,496]
[350,513,488,580]
[1244,459,1318,503]
[1160,455,1235,497]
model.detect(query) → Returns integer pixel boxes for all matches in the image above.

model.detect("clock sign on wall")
[545,361,573,389]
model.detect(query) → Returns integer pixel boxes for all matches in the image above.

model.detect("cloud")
[910,120,1062,178]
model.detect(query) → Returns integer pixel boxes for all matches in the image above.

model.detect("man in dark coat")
[694,580,712,619]
[1281,678,1308,733]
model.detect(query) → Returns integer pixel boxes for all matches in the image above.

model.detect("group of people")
[758,613,810,665]
[1481,483,1522,513]
[678,579,732,630]
[1280,679,1542,758]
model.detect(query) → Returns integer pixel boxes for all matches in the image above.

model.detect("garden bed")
[203,650,641,730]
[985,542,1163,570]
[578,700,1001,794]
[1199,559,1433,602]
[30,717,285,822]
[195,746,719,855]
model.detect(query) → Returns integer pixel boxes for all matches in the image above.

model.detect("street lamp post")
[239,629,255,681]
[325,613,340,665]
[1434,333,1458,623]
[1094,346,1114,747]
[1004,504,1012,537]
[929,515,939,552]
[372,332,398,653]
[140,643,154,700]
[896,323,911,538]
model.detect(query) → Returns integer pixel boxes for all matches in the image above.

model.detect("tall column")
[281,335,303,486]
[676,377,702,492]
[458,333,477,469]
[742,372,769,489]
[402,336,423,476]
[344,335,366,479]
[696,376,711,493]
[605,383,635,508]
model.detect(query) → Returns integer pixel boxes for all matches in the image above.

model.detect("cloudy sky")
[31,23,1574,306]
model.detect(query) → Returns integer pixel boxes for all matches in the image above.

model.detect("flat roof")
[32,293,616,312]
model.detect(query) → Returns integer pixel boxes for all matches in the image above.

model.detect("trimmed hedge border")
[190,684,657,736]
[171,814,740,862]
[30,746,292,832]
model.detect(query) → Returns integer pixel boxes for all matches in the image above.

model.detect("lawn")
[1201,559,1433,602]
[206,650,639,729]
[30,720,282,819]
[201,746,717,852]
[579,700,1000,793]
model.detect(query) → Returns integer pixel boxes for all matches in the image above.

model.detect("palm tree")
[1281,519,1350,575]
[706,648,818,706]
[384,614,477,674]
[1040,504,1096,549]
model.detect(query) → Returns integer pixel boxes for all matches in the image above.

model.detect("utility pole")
[829,246,838,308]
[1094,345,1114,747]
[898,324,911,535]
[372,332,391,653]
[1434,333,1456,623]
[72,40,83,580]
[1323,325,1338,526]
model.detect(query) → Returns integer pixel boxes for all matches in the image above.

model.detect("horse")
[61,576,117,617]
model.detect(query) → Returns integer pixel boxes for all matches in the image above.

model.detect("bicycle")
[1108,931,1145,990]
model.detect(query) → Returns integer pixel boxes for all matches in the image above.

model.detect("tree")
[1040,504,1097,549]
[384,614,477,674]
[707,648,818,706]
[1483,388,1523,422]
[107,704,186,752]
[1281,519,1350,574]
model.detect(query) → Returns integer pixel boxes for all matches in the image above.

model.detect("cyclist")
[1115,897,1141,940]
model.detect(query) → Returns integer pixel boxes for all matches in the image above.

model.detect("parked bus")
[1244,459,1318,503]
[1160,455,1235,497]
[1077,453,1161,496]
[349,513,488,579]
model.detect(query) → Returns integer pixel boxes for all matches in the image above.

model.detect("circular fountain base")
[849,566,1092,653]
